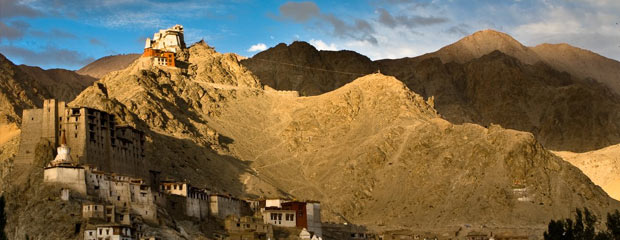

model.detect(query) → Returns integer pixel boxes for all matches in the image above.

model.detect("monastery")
[142,24,185,67]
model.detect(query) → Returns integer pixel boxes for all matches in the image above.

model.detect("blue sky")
[1,0,619,70]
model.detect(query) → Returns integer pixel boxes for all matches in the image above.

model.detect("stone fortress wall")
[15,99,146,178]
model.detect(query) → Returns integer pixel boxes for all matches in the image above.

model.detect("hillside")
[0,53,95,126]
[532,43,620,95]
[241,42,377,96]
[554,145,620,200]
[62,42,619,234]
[418,29,540,65]
[242,39,620,152]
[18,65,96,101]
[0,54,47,125]
[76,53,141,78]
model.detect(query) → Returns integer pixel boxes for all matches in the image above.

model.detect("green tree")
[545,219,568,240]
[544,208,601,240]
[0,195,7,240]
[584,208,597,240]
[607,210,620,240]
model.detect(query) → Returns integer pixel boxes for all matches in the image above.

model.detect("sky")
[0,0,619,70]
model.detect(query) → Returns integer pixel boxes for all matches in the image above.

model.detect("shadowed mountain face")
[63,42,620,234]
[240,32,620,152]
[241,42,377,96]
[0,54,95,125]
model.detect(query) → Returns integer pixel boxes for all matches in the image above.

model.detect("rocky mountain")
[0,54,45,125]
[0,53,96,126]
[18,65,95,102]
[59,41,619,234]
[76,53,141,78]
[241,41,377,96]
[418,29,541,65]
[242,34,620,152]
[531,43,620,95]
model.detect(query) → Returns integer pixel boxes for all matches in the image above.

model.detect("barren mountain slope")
[382,51,620,152]
[66,42,618,233]
[0,54,47,125]
[0,53,96,125]
[532,43,620,95]
[243,41,620,152]
[418,29,541,65]
[18,65,96,101]
[76,53,140,78]
[241,41,377,96]
[554,145,620,200]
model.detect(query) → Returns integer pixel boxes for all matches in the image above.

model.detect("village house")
[82,203,105,220]
[84,224,135,240]
[323,222,375,240]
[259,198,323,237]
[225,215,274,240]
[262,208,297,227]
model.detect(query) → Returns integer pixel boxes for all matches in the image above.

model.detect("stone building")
[258,199,323,237]
[262,208,297,228]
[224,216,274,240]
[210,194,248,219]
[144,24,185,53]
[82,203,106,220]
[84,167,160,223]
[84,224,135,240]
[18,99,146,178]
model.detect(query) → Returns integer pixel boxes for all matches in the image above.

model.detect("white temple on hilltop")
[144,24,186,53]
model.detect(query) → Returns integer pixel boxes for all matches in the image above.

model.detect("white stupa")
[50,130,72,166]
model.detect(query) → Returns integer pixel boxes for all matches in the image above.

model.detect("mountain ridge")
[63,42,620,234]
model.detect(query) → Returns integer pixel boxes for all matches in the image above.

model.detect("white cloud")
[247,43,267,52]
[508,1,620,59]
[309,39,338,51]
